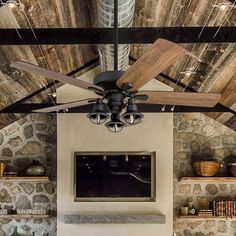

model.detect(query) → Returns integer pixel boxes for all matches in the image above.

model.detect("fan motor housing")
[94,71,125,90]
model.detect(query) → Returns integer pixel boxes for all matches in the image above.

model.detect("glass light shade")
[87,112,108,125]
[122,112,143,125]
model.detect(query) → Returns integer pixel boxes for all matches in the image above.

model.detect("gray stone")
[4,125,19,136]
[190,141,200,153]
[193,184,202,194]
[2,147,13,157]
[0,228,4,236]
[30,114,54,123]
[203,220,215,230]
[19,183,34,195]
[0,189,12,203]
[178,121,189,131]
[10,186,21,194]
[15,141,42,155]
[36,123,47,131]
[17,117,27,125]
[179,184,191,194]
[8,136,23,146]
[205,184,218,195]
[16,196,31,209]
[33,195,49,203]
[178,133,193,142]
[36,183,44,192]
[196,233,205,236]
[176,152,190,161]
[187,221,201,229]
[195,134,206,146]
[231,221,236,228]
[219,184,227,191]
[24,125,33,139]
[223,135,235,145]
[0,133,3,146]
[183,230,193,236]
[208,136,220,146]
[217,221,227,233]
[20,225,31,232]
[201,124,219,138]
[214,148,231,158]
[45,183,54,194]
[37,133,56,145]
[64,214,166,224]
[192,119,203,131]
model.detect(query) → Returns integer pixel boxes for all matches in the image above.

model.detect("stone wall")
[0,114,56,236]
[174,113,236,236]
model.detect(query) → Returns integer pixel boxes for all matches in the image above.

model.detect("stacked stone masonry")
[0,114,56,236]
[174,113,236,236]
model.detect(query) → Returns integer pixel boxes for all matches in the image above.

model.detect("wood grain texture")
[179,177,236,183]
[132,0,236,130]
[137,91,221,107]
[11,61,103,92]
[116,39,188,91]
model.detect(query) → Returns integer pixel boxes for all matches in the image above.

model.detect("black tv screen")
[74,152,155,201]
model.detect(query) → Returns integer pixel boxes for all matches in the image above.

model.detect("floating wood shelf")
[0,214,50,220]
[177,215,236,220]
[178,177,236,183]
[0,176,49,182]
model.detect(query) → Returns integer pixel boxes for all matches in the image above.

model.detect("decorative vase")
[26,160,46,176]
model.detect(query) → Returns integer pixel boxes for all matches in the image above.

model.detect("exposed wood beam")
[0,103,234,113]
[0,27,235,45]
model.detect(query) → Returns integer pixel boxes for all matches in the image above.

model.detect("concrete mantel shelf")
[64,213,166,224]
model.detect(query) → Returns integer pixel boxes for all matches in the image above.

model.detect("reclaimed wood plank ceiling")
[0,0,235,130]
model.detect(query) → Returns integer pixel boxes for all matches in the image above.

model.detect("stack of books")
[198,209,213,216]
[211,200,236,217]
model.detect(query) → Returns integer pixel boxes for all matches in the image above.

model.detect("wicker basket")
[192,161,221,177]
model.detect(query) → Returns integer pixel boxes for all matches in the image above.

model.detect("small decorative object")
[192,160,221,177]
[180,206,189,216]
[26,160,46,176]
[188,203,196,215]
[227,163,236,177]
[0,162,6,177]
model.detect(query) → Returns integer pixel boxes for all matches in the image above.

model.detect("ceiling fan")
[10,39,221,132]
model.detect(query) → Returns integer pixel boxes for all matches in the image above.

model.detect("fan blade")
[33,98,96,113]
[137,91,221,107]
[11,61,104,93]
[116,39,188,91]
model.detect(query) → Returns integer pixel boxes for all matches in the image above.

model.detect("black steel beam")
[0,27,235,45]
[0,57,99,112]
[0,103,234,113]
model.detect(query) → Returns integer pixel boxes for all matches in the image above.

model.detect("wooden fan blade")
[116,39,188,91]
[11,61,104,93]
[137,91,221,107]
[33,98,96,113]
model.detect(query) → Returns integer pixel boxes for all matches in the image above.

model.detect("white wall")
[57,68,173,236]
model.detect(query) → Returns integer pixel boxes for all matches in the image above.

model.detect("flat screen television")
[74,152,156,201]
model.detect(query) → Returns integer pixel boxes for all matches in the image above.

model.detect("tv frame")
[74,151,156,202]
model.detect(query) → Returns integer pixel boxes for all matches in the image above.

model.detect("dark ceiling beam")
[0,103,233,113]
[0,27,235,45]
[0,57,99,112]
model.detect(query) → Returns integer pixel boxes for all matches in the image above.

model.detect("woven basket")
[192,161,221,177]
